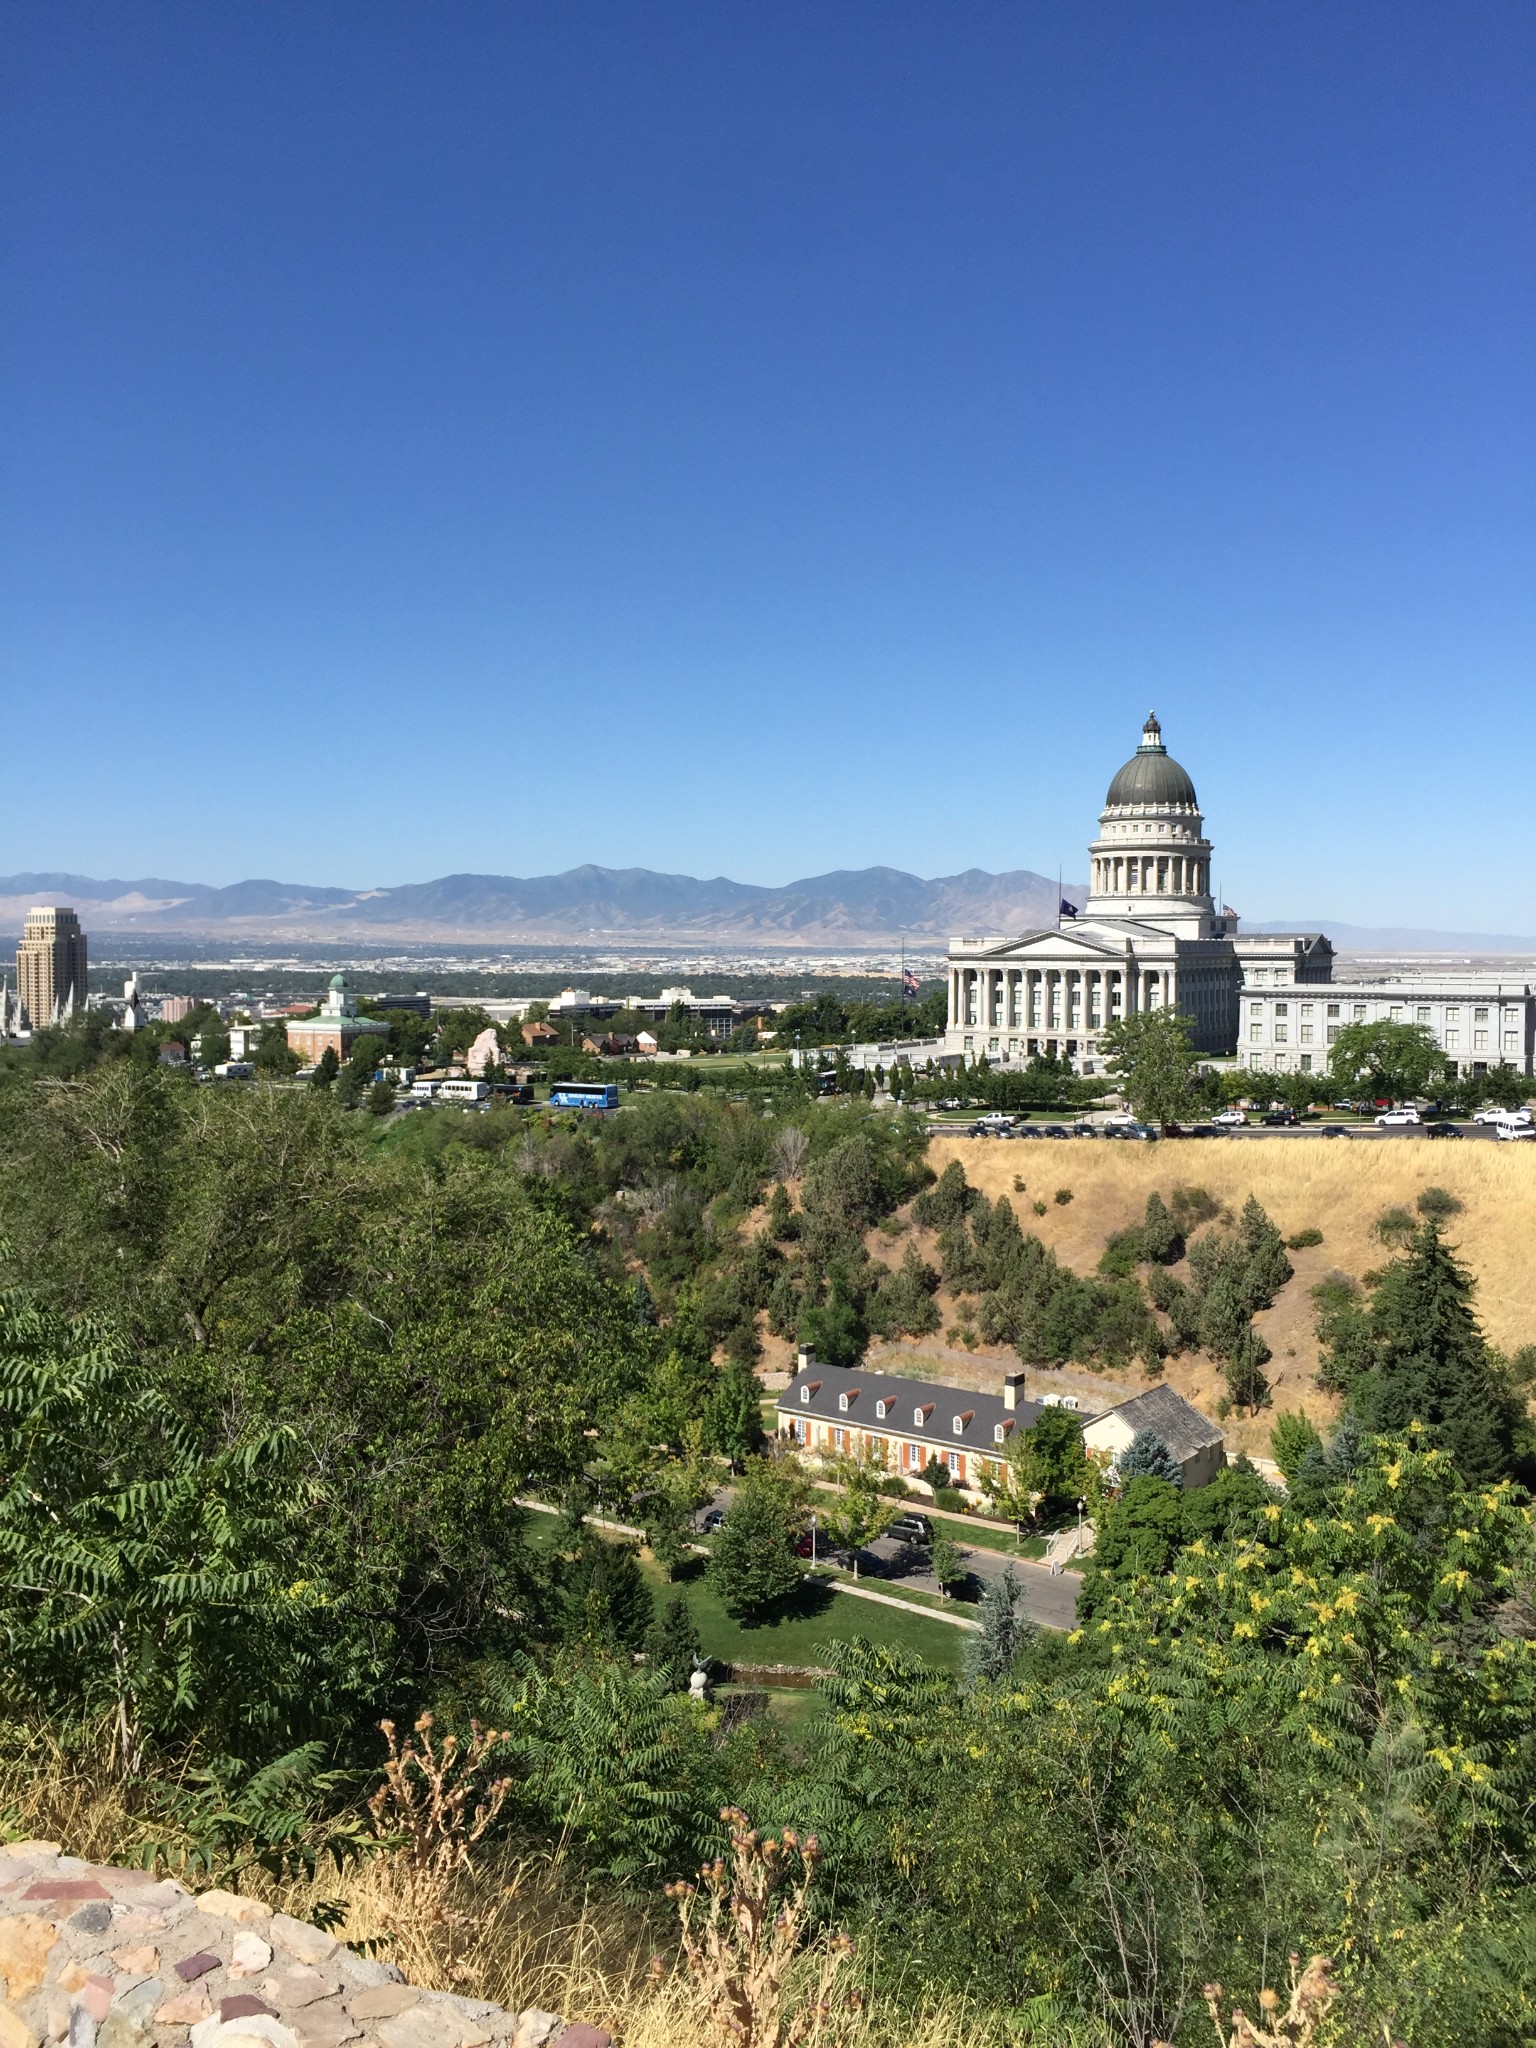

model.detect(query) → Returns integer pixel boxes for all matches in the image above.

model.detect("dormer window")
[913,1403,933,1429]
[838,1392,849,1412]
[875,1398,890,1420]
[799,1385,811,1404]
[993,1420,1015,1444]
[952,1409,974,1436]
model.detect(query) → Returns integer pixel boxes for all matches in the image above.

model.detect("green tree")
[705,1357,765,1469]
[706,1465,804,1621]
[963,1564,1032,1685]
[252,1021,301,1077]
[0,1288,316,1771]
[1098,1008,1199,1128]
[929,1533,968,1600]
[1116,1428,1183,1485]
[1327,1020,1448,1105]
[312,1046,339,1088]
[820,1452,898,1576]
[1269,1409,1325,1486]
[797,1262,867,1368]
[644,1590,704,1691]
[557,1531,654,1650]
[1003,1405,1094,1524]
[1346,1223,1525,1484]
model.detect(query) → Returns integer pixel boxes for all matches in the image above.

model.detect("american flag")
[902,967,921,999]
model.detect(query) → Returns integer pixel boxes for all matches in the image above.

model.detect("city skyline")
[3,5,1533,927]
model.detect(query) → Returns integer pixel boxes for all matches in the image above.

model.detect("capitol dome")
[1104,712,1198,809]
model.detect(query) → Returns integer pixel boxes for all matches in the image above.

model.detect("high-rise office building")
[16,906,89,1027]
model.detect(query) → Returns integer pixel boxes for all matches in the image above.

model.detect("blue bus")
[549,1081,620,1111]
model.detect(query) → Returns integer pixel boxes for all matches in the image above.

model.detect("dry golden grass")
[0,1733,1026,2048]
[925,1136,1536,1455]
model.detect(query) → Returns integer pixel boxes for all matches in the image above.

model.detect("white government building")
[944,715,1534,1080]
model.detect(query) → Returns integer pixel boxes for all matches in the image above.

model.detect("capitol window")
[1274,1024,1288,1043]
[1474,1031,1488,1052]
[1327,1025,1340,1045]
[1249,1023,1262,1041]
[1416,1008,1430,1023]
[1474,1007,1489,1022]
[1389,1005,1403,1021]
[1445,1031,1459,1050]
[1445,1007,1460,1021]
[1353,1005,1366,1020]
[1274,1001,1288,1016]
[1300,1025,1313,1043]
[1327,1003,1340,1018]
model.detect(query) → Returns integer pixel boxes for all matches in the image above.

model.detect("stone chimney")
[798,1343,816,1370]
[1002,1371,1026,1411]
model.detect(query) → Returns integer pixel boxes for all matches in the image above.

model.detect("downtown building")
[15,905,89,1028]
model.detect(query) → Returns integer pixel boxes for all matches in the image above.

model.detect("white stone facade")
[1240,978,1535,1079]
[944,715,1533,1081]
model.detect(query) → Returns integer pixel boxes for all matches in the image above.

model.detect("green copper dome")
[328,971,349,991]
[1104,712,1198,809]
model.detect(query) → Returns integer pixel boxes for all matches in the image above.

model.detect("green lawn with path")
[642,1555,967,1673]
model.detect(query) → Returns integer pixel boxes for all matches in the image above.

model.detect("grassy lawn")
[927,1510,1047,1559]
[640,1555,968,1673]
[716,1684,824,1741]
[521,1508,966,1672]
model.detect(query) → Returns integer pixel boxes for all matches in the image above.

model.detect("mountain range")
[0,866,1085,947]
[0,869,1528,954]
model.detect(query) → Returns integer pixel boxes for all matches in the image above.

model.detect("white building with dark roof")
[776,1355,1226,1499]
[1082,1382,1227,1491]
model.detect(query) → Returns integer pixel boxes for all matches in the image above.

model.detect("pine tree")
[1140,1191,1182,1266]
[559,1533,654,1650]
[312,1046,339,1088]
[1348,1222,1520,1483]
[963,1565,1034,1687]
[1224,1325,1273,1414]
[1116,1428,1183,1485]
[1235,1195,1293,1311]
[644,1591,703,1691]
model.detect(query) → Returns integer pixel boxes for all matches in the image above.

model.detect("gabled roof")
[1084,1383,1223,1459]
[778,1362,1046,1445]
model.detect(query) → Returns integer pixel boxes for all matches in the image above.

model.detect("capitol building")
[944,715,1534,1080]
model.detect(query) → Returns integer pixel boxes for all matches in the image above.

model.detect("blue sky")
[2,3,1532,927]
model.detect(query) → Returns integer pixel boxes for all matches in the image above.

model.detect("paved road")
[701,1487,1082,1631]
[856,1530,1082,1631]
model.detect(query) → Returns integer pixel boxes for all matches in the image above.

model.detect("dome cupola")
[1104,711,1199,810]
[1084,713,1216,933]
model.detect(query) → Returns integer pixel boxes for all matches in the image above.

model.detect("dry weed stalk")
[666,1806,855,2048]
[1180,1955,1342,2048]
[367,1714,514,1875]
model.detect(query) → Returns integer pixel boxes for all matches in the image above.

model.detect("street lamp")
[809,1512,817,1565]
[1077,1497,1086,1557]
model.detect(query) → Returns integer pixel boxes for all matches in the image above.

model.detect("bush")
[1170,1184,1221,1229]
[1417,1185,1464,1221]
[934,1488,968,1514]
[1285,1227,1324,1250]
[1053,1188,1073,1206]
[1375,1207,1416,1245]
[1098,1230,1143,1278]
[1032,1199,1047,1217]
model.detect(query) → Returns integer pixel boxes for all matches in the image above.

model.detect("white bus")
[438,1079,490,1104]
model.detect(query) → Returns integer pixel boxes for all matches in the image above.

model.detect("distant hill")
[0,865,1087,946]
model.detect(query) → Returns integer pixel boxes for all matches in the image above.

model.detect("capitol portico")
[943,714,1534,1080]
[944,714,1329,1073]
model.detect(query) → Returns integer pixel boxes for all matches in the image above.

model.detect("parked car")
[1474,1105,1532,1126]
[1495,1122,1536,1142]
[887,1512,933,1546]
[1072,1121,1099,1137]
[1123,1122,1159,1141]
[1212,1107,1247,1126]
[1375,1108,1422,1127]
[1102,1110,1138,1129]
[700,1507,726,1534]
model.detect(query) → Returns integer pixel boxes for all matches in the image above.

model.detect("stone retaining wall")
[0,1845,606,2048]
